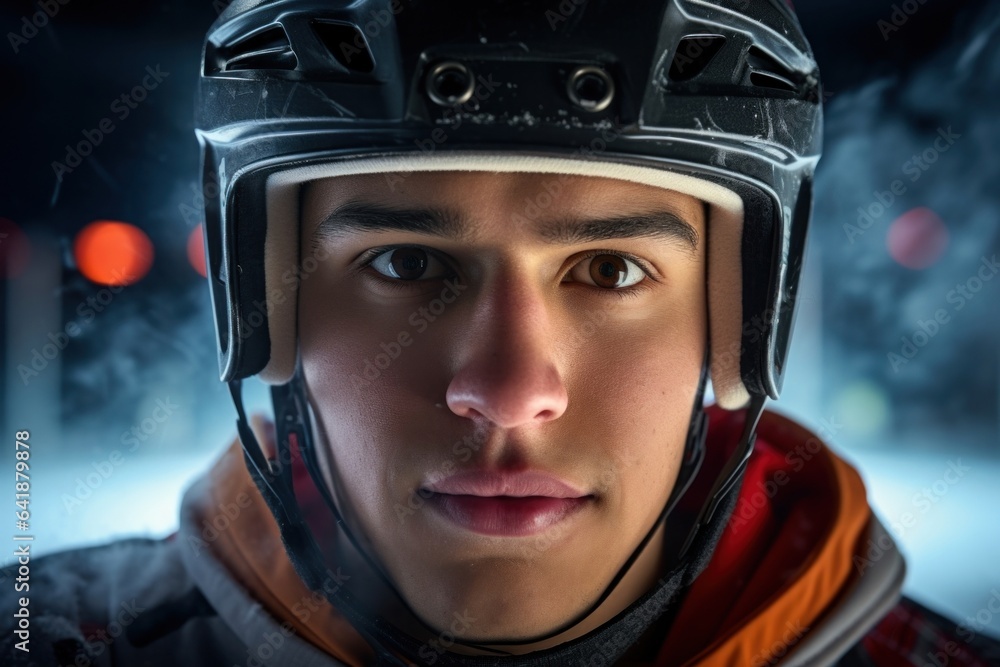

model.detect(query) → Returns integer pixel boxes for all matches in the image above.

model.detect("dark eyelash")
[356,244,436,268]
[602,281,654,301]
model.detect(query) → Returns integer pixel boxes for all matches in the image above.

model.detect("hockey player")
[4,1,999,665]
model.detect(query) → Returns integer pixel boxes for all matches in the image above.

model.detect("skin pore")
[296,171,707,655]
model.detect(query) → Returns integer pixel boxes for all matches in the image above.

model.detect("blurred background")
[1,0,998,639]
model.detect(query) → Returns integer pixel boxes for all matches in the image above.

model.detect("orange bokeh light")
[74,220,154,286]
[187,224,207,278]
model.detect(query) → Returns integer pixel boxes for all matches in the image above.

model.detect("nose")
[445,279,568,428]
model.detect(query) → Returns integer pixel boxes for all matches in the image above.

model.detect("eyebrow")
[313,201,700,251]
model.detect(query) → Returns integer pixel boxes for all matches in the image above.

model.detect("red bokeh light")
[887,207,949,270]
[187,224,207,278]
[74,220,154,286]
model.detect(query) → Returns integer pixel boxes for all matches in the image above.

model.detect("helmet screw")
[567,66,614,112]
[425,61,475,107]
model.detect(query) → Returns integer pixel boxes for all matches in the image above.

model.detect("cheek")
[569,301,705,508]
[298,282,409,511]
[298,265,435,396]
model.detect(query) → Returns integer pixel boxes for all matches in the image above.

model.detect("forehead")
[302,171,706,233]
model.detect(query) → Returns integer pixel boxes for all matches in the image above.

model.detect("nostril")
[448,399,486,421]
[464,406,486,420]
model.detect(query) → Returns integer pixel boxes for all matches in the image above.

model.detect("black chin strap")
[227,364,766,666]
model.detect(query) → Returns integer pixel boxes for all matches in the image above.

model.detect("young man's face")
[298,171,707,642]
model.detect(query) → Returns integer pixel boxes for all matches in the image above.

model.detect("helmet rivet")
[425,61,475,107]
[567,66,614,112]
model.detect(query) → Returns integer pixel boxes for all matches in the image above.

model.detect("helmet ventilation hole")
[668,35,726,82]
[746,46,799,93]
[216,25,296,72]
[311,21,375,73]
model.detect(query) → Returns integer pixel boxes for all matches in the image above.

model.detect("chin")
[404,562,593,640]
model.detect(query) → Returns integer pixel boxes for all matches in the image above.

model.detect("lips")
[421,470,593,537]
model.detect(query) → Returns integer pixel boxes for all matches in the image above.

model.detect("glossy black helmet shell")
[195,0,822,406]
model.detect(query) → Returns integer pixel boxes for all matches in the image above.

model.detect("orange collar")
[188,417,374,666]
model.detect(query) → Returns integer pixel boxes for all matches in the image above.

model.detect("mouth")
[420,470,594,537]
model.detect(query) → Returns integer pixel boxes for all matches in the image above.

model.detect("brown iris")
[390,248,428,279]
[589,254,628,288]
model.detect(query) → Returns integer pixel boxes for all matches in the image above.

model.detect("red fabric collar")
[656,405,872,666]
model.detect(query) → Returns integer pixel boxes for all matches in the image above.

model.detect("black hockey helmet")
[196,0,822,409]
[194,1,822,663]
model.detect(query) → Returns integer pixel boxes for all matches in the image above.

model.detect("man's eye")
[368,247,451,281]
[567,253,646,289]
